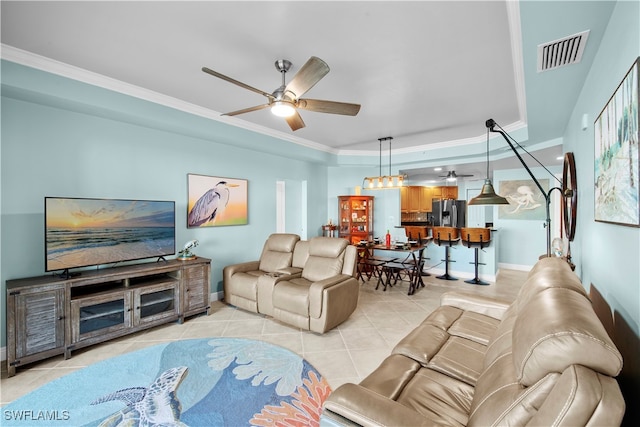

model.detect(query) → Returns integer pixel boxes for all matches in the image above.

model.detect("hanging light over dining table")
[363,137,406,189]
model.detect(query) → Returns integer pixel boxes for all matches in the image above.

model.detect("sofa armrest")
[440,291,511,320]
[322,383,438,427]
[276,266,303,276]
[309,274,353,318]
[223,260,260,282]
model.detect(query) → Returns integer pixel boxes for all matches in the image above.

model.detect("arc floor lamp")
[469,119,576,258]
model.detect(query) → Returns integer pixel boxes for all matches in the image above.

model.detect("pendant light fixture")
[468,127,509,205]
[363,137,406,189]
[470,119,573,257]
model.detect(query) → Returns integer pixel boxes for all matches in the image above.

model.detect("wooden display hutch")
[5,257,211,377]
[338,195,374,244]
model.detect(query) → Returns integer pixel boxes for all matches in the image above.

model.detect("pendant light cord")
[486,128,490,178]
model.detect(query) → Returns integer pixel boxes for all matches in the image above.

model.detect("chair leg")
[465,247,489,286]
[436,246,458,281]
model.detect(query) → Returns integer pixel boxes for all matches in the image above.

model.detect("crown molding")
[0,44,335,154]
[1,44,528,159]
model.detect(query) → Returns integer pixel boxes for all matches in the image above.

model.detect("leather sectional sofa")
[322,256,625,426]
[223,233,359,333]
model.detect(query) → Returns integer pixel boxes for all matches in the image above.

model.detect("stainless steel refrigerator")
[432,199,466,228]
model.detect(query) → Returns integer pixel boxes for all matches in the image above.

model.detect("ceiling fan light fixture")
[271,101,296,117]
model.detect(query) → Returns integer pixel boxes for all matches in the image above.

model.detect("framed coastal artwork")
[594,57,639,227]
[187,174,248,228]
[498,179,549,220]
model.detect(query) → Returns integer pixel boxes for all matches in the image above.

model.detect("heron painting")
[187,174,248,227]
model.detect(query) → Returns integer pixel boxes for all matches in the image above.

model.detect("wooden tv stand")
[5,257,211,377]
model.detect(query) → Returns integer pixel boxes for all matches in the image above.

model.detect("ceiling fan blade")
[285,57,330,99]
[297,98,361,116]
[222,104,270,116]
[202,67,274,100]
[285,110,306,131]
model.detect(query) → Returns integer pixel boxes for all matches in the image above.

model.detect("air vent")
[537,30,590,72]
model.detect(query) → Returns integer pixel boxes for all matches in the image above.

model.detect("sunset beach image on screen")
[45,197,176,272]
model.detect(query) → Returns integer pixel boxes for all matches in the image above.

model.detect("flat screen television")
[45,197,176,274]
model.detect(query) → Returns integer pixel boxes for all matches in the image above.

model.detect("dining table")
[366,238,432,295]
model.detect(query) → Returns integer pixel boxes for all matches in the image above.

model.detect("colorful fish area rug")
[2,338,332,426]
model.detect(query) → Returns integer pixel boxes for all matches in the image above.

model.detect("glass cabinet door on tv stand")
[338,195,374,244]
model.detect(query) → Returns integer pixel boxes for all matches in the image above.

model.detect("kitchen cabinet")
[442,186,459,199]
[400,186,458,213]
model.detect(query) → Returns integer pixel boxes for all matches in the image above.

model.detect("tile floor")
[0,268,528,406]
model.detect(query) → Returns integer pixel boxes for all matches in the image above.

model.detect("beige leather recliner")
[322,257,625,426]
[272,236,359,333]
[223,234,359,333]
[223,233,301,315]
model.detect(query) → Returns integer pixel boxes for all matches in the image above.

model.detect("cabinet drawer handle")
[57,316,64,321]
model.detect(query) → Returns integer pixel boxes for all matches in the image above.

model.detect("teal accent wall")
[0,61,331,347]
[562,0,639,335]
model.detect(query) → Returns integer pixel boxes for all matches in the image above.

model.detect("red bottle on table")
[385,230,391,247]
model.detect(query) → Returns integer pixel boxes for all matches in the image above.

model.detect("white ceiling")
[0,1,616,177]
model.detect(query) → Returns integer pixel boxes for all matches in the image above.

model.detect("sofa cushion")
[271,277,311,316]
[396,367,474,427]
[524,365,625,427]
[513,288,623,386]
[258,233,300,272]
[447,311,501,345]
[392,324,450,365]
[483,303,517,370]
[468,351,559,426]
[427,336,486,386]
[516,256,587,311]
[301,237,348,282]
[225,270,262,300]
[360,353,422,400]
[292,240,309,268]
[422,304,463,330]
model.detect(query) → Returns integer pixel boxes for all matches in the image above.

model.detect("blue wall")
[562,0,639,335]
[0,61,332,347]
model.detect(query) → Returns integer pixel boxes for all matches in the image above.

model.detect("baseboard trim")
[422,267,496,283]
[497,262,533,272]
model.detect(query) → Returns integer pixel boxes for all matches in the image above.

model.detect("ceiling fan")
[439,171,474,182]
[202,57,361,131]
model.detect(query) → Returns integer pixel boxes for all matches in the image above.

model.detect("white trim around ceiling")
[505,0,528,125]
[0,44,333,154]
[1,36,528,158]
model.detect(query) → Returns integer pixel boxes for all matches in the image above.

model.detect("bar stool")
[433,226,459,281]
[404,226,431,278]
[460,227,491,286]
